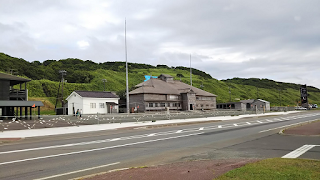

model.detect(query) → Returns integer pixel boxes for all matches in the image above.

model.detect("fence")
[0,108,293,131]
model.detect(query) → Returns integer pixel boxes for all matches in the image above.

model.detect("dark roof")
[130,78,216,97]
[158,74,173,78]
[75,91,119,98]
[0,101,44,107]
[0,72,31,86]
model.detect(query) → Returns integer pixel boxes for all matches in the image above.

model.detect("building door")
[190,104,193,110]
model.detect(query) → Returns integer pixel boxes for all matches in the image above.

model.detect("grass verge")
[216,158,320,180]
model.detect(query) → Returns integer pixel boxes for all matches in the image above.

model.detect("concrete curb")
[279,119,320,136]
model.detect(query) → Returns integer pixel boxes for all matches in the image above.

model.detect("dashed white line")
[257,121,263,123]
[0,132,203,166]
[147,133,156,137]
[199,127,204,130]
[246,122,251,125]
[110,138,121,141]
[34,162,120,180]
[218,125,222,128]
[176,130,183,133]
[233,124,238,126]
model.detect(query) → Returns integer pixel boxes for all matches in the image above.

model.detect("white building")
[66,91,120,115]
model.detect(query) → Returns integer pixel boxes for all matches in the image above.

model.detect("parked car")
[295,106,307,110]
[312,104,318,108]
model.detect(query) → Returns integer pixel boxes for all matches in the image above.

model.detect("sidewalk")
[282,119,320,136]
[0,111,298,139]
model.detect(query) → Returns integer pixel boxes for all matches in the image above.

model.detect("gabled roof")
[73,91,119,98]
[240,99,255,104]
[130,78,216,97]
[0,72,31,86]
[256,99,270,103]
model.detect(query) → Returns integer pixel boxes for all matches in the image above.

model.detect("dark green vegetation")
[1,52,320,108]
[216,158,320,180]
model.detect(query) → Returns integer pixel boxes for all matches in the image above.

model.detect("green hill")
[1,52,320,110]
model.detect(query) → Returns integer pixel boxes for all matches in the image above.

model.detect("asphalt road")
[0,111,319,180]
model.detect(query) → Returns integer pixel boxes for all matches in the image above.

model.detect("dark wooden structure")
[0,72,43,120]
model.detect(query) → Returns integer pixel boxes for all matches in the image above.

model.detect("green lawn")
[216,158,320,180]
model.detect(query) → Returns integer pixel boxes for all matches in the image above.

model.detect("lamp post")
[102,79,107,91]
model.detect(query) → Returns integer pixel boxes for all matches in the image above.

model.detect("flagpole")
[190,54,192,86]
[125,19,129,114]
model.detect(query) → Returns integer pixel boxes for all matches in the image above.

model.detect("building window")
[173,103,180,107]
[99,103,105,108]
[201,104,203,107]
[149,103,154,107]
[160,103,165,107]
[90,103,96,108]
[155,103,159,107]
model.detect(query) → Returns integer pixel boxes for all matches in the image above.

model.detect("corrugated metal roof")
[75,91,119,98]
[130,78,216,97]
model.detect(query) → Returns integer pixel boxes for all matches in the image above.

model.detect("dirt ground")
[82,159,259,180]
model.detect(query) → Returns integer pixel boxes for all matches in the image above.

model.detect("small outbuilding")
[66,91,120,115]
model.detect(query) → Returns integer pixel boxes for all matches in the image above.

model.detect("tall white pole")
[190,54,192,86]
[125,19,129,114]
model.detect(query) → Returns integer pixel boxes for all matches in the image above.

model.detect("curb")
[279,119,320,136]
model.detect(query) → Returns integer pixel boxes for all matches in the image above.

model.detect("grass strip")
[216,158,320,180]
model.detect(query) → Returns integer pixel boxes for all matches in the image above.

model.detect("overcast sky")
[1,0,320,88]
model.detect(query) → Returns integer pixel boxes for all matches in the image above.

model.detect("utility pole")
[59,70,67,115]
[229,86,231,102]
[102,79,107,91]
[125,19,129,114]
[278,89,281,106]
[190,54,192,86]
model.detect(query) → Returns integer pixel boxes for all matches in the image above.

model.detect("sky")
[1,0,320,88]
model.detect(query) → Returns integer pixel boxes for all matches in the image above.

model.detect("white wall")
[67,92,83,115]
[82,98,119,114]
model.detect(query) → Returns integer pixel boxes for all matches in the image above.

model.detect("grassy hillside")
[2,52,320,110]
[23,68,320,108]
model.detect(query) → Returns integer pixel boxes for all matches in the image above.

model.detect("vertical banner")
[300,85,308,105]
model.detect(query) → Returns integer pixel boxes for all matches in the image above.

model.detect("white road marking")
[233,124,238,126]
[0,132,203,166]
[257,121,262,123]
[282,145,316,158]
[34,162,120,180]
[259,119,319,133]
[148,133,155,137]
[1,113,316,155]
[199,127,204,130]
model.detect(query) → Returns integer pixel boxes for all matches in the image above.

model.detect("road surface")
[0,111,319,180]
